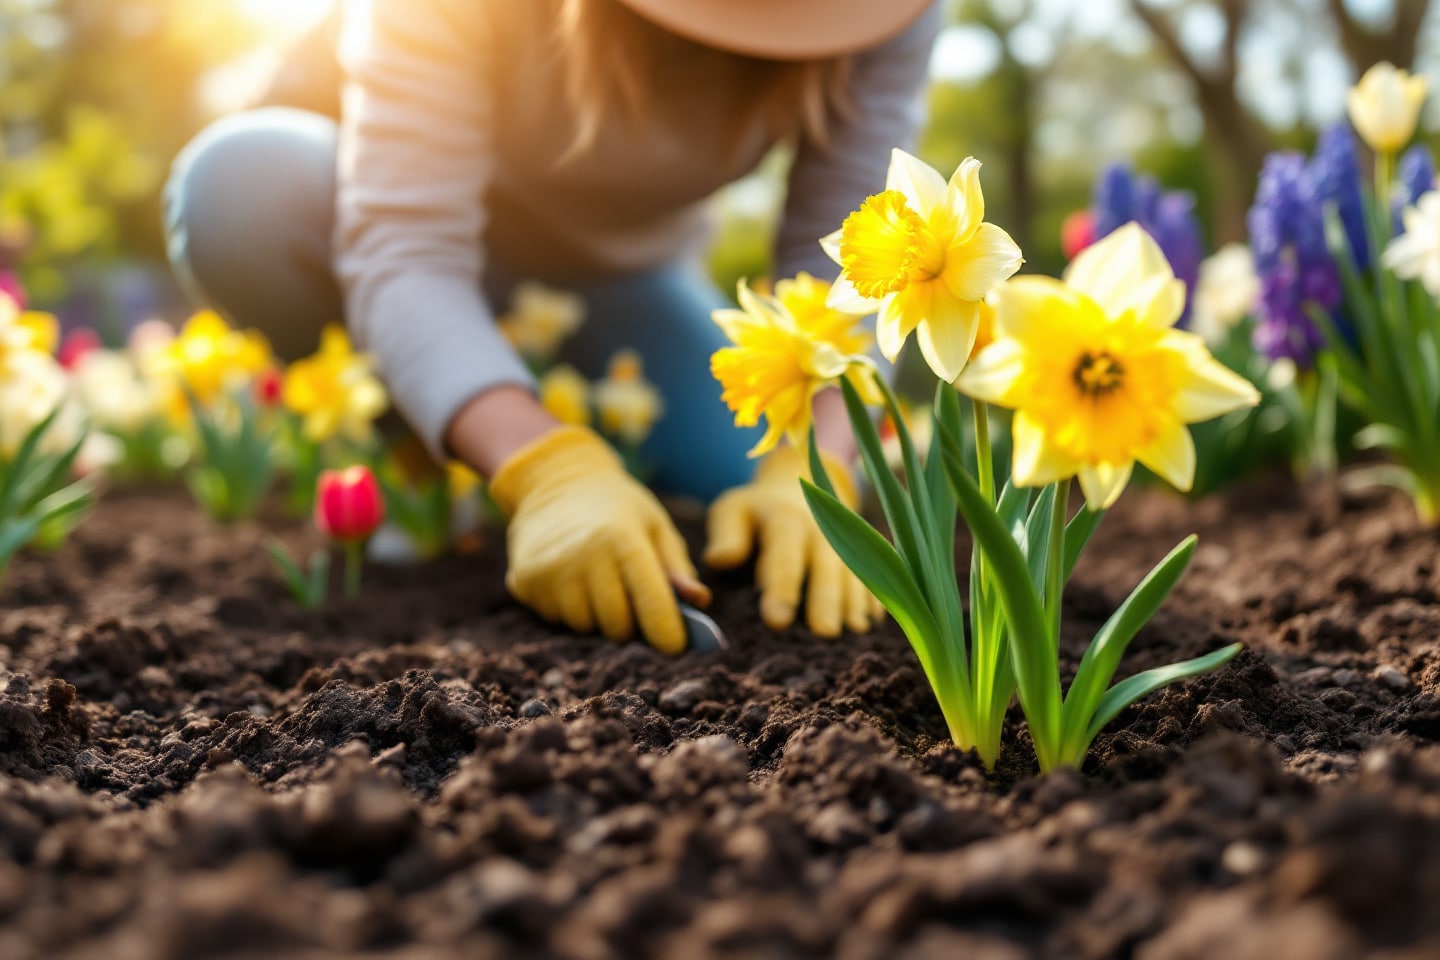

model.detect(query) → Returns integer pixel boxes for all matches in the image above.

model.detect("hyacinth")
[1247,152,1342,365]
[1310,124,1371,270]
[1395,144,1436,221]
[1091,164,1202,320]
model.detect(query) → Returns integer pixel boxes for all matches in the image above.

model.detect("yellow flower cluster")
[712,151,1260,509]
[537,351,664,448]
[282,325,389,444]
[0,290,74,459]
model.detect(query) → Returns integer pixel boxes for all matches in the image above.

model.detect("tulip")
[254,366,284,408]
[1060,210,1095,260]
[1347,62,1427,157]
[314,465,385,597]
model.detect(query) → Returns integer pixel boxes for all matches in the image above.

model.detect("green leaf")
[1060,535,1197,758]
[806,430,838,499]
[1063,506,1105,581]
[1023,484,1056,594]
[0,516,43,574]
[1084,642,1244,746]
[938,427,1062,767]
[801,480,947,682]
[0,407,61,519]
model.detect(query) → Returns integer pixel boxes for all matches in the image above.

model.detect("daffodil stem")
[343,541,362,600]
[1046,478,1070,648]
[972,399,994,504]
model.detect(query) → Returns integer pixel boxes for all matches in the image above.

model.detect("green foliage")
[0,409,97,582]
[185,390,275,522]
[265,539,329,609]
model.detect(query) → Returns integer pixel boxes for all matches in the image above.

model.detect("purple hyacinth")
[1247,152,1342,366]
[1398,144,1436,207]
[1091,163,1204,321]
[1308,123,1370,270]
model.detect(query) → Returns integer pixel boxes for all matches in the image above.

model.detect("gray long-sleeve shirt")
[334,0,940,457]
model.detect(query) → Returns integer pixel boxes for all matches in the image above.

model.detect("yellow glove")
[704,445,879,638]
[489,426,709,655]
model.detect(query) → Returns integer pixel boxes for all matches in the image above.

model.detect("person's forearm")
[446,385,560,478]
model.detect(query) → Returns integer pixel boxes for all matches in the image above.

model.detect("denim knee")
[164,107,342,359]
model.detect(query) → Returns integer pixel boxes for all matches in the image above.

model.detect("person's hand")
[489,425,709,654]
[704,445,879,638]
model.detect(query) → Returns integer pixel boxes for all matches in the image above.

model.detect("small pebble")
[1331,668,1360,687]
[1295,666,1334,686]
[658,679,708,712]
[541,669,565,688]
[1373,664,1412,690]
[1221,841,1265,876]
[519,698,551,718]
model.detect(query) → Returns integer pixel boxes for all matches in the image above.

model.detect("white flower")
[1190,244,1260,346]
[0,352,78,459]
[1383,191,1440,297]
[72,350,161,434]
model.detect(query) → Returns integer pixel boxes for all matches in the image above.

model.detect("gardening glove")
[704,445,881,638]
[489,425,710,655]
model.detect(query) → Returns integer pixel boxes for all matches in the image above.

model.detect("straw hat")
[613,0,935,60]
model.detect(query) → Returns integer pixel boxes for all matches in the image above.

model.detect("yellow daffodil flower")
[712,280,875,458]
[0,351,76,458]
[282,325,388,443]
[0,291,59,373]
[498,282,585,361]
[956,223,1260,510]
[147,310,276,420]
[594,350,663,446]
[1348,62,1428,156]
[539,364,593,426]
[822,149,1023,382]
[773,272,874,357]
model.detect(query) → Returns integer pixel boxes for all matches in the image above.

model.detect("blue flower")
[1308,124,1371,270]
[1090,163,1204,322]
[1247,152,1342,366]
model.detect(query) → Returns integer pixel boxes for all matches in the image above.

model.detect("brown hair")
[557,0,853,159]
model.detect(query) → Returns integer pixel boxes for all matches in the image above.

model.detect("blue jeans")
[164,107,759,501]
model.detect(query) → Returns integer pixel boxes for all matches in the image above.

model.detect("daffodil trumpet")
[0,407,97,583]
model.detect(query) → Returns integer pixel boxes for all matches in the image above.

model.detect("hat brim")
[612,0,934,61]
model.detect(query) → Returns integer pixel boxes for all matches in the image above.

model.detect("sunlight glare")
[234,0,336,40]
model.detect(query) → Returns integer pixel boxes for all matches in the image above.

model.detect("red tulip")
[58,328,103,370]
[314,466,384,544]
[254,366,284,407]
[1061,210,1096,260]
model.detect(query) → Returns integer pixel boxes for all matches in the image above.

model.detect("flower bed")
[1,479,1437,958]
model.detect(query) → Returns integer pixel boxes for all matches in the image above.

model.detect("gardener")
[164,0,939,653]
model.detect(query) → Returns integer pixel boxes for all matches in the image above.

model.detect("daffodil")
[1347,62,1427,156]
[282,324,389,443]
[498,282,585,361]
[539,364,593,426]
[1190,244,1260,346]
[0,351,75,458]
[957,223,1260,510]
[72,350,160,434]
[712,280,875,457]
[146,310,275,420]
[773,272,874,357]
[0,290,59,373]
[594,350,663,446]
[822,149,1023,382]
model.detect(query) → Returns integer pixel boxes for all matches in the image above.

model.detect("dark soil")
[2,478,1440,959]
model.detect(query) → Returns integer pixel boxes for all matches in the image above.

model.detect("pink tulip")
[1061,210,1096,260]
[58,328,103,370]
[0,273,25,309]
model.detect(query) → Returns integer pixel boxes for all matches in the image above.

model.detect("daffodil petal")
[820,228,843,264]
[954,338,1026,407]
[915,293,980,382]
[1135,417,1196,492]
[943,222,1024,302]
[1065,223,1176,322]
[988,276,1074,341]
[1011,411,1080,488]
[885,148,948,217]
[945,157,985,240]
[1165,335,1262,422]
[826,275,879,315]
[1077,460,1133,511]
[874,293,916,362]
